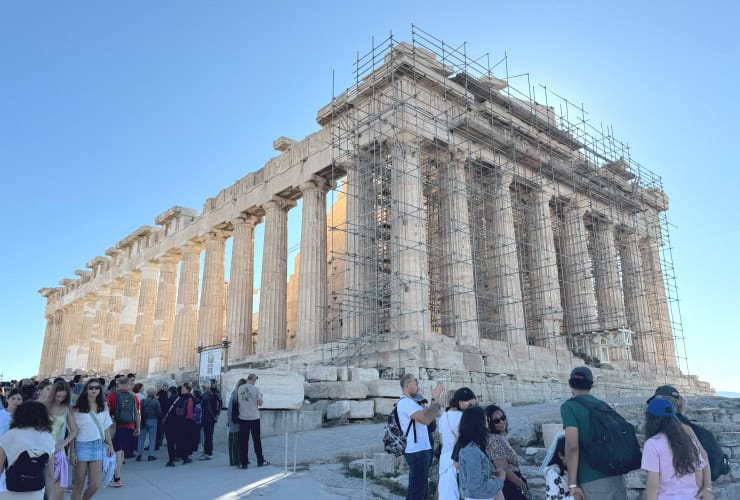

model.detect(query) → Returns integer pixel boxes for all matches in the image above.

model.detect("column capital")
[159,251,182,265]
[562,196,589,218]
[138,260,160,273]
[262,196,297,212]
[232,213,262,229]
[300,176,333,194]
[181,240,205,254]
[203,228,231,241]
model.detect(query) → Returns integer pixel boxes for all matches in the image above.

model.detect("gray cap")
[247,373,258,381]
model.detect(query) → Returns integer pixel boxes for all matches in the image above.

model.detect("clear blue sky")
[1,2,738,391]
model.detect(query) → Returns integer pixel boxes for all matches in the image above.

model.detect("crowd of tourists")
[0,371,269,498]
[387,367,728,500]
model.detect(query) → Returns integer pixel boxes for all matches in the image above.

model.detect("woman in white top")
[0,400,56,499]
[438,387,477,500]
[70,379,114,500]
[0,389,23,438]
[43,380,78,500]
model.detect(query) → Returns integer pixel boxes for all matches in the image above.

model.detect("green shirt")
[560,394,611,485]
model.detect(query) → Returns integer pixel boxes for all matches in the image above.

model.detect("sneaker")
[182,457,193,464]
[199,455,212,461]
[237,464,248,469]
[110,478,123,488]
[257,459,270,467]
[148,456,157,461]
[135,456,142,462]
[166,461,175,467]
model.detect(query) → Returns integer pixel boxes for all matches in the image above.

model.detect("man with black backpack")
[106,377,141,488]
[560,366,638,500]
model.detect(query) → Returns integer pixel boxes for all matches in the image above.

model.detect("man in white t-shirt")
[396,374,444,500]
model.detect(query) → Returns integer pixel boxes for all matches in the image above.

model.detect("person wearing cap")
[559,366,624,500]
[647,386,713,497]
[397,373,445,500]
[642,398,708,499]
[236,373,269,468]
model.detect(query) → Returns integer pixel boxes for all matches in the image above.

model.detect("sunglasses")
[490,415,507,424]
[87,386,101,390]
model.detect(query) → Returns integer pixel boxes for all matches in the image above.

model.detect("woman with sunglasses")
[70,379,114,500]
[485,405,529,499]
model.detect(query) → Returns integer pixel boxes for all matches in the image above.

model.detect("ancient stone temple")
[38,29,710,397]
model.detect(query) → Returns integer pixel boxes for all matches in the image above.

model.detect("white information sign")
[199,348,222,384]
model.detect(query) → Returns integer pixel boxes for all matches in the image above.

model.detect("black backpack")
[678,414,731,481]
[383,404,416,457]
[114,391,137,425]
[571,397,642,475]
[5,450,49,492]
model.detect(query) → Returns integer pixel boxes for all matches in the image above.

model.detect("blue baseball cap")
[646,397,678,420]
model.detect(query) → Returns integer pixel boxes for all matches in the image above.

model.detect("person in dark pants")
[199,383,221,460]
[155,384,171,450]
[236,374,269,469]
[164,383,194,467]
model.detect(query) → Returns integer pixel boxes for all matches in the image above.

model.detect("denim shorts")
[75,439,105,462]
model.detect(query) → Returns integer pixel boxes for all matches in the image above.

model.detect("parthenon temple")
[38,29,708,394]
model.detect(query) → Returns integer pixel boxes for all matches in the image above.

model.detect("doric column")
[527,188,565,349]
[438,154,479,347]
[619,230,657,364]
[48,310,64,376]
[296,177,331,349]
[257,197,296,354]
[87,285,110,373]
[38,313,56,377]
[484,173,527,344]
[343,160,375,340]
[62,301,84,371]
[391,138,433,343]
[171,241,203,370]
[77,294,97,370]
[149,253,180,374]
[641,235,677,368]
[131,261,159,373]
[226,215,260,358]
[101,278,123,374]
[560,200,599,336]
[117,270,141,372]
[196,230,229,348]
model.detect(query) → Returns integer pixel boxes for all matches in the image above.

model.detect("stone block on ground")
[302,399,330,419]
[349,458,374,475]
[541,423,563,448]
[306,366,338,382]
[222,369,304,409]
[372,452,399,477]
[350,367,380,383]
[337,366,349,381]
[259,409,322,435]
[367,380,401,398]
[304,381,368,400]
[350,400,374,419]
[508,416,537,447]
[326,400,351,420]
[372,398,397,416]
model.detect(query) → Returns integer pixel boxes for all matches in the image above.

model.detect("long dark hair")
[485,404,507,434]
[11,401,51,432]
[74,379,106,413]
[645,413,699,477]
[458,405,488,452]
[548,436,567,474]
[48,380,71,407]
[448,387,476,411]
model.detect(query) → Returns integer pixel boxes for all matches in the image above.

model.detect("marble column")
[296,178,331,349]
[87,285,110,373]
[560,200,599,336]
[117,270,141,373]
[149,253,180,374]
[258,197,295,354]
[619,230,657,364]
[527,188,565,349]
[101,278,123,374]
[226,215,259,358]
[49,310,64,376]
[131,261,160,373]
[343,160,375,340]
[171,241,203,370]
[391,139,433,343]
[484,173,527,344]
[77,294,97,370]
[641,236,677,368]
[438,154,479,347]
[196,230,229,348]
[38,313,56,377]
[63,301,84,371]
